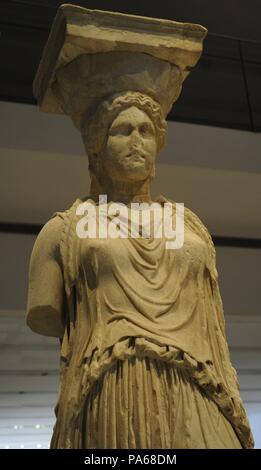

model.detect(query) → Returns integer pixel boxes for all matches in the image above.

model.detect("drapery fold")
[79,354,242,449]
[49,196,254,449]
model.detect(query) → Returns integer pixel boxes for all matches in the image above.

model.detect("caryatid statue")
[27,4,254,449]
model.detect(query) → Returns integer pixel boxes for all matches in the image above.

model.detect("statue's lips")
[125,151,145,161]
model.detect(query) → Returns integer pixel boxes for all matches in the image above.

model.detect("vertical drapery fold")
[81,356,242,449]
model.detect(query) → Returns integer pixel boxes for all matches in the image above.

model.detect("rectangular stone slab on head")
[33,3,207,114]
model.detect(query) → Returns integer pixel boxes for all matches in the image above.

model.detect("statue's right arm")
[26,215,65,338]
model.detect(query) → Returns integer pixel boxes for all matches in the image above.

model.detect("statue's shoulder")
[156,193,211,237]
[32,213,64,262]
[50,194,93,222]
[31,196,91,269]
[184,205,211,237]
[47,196,93,291]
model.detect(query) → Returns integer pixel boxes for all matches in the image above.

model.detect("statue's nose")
[130,128,142,145]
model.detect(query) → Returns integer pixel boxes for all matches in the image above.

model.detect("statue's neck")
[90,175,152,205]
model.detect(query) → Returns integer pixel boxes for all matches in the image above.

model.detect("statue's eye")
[109,124,132,136]
[139,124,154,136]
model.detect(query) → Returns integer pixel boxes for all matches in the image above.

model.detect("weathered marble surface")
[33,3,207,115]
[27,4,254,449]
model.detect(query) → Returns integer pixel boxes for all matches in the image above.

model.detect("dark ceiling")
[1,0,261,131]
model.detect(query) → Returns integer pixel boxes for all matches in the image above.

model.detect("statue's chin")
[116,171,149,183]
[115,162,150,181]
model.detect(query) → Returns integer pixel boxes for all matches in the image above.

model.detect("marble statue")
[26,4,254,448]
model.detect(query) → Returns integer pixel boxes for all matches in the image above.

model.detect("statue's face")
[101,106,157,182]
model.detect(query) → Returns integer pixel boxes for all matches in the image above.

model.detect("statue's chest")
[79,217,208,285]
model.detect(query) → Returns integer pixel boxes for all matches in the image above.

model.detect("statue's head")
[49,51,183,197]
[81,91,167,192]
[33,6,207,199]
